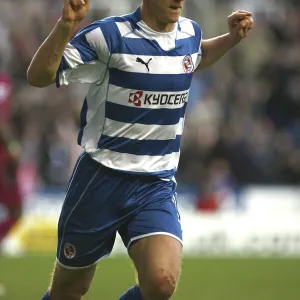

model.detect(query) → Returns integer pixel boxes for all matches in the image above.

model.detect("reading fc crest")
[64,243,76,259]
[182,54,194,74]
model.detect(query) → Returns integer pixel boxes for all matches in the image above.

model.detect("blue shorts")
[56,152,182,269]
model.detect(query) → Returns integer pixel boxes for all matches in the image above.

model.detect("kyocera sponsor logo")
[128,91,188,107]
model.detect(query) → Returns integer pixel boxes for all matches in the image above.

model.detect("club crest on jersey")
[182,54,194,74]
[64,243,76,259]
[128,90,143,107]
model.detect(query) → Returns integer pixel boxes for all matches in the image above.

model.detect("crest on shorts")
[182,54,194,74]
[64,243,76,259]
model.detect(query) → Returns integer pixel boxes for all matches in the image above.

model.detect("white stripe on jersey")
[103,117,184,140]
[64,44,84,68]
[177,31,194,40]
[107,85,189,109]
[110,53,198,75]
[178,19,196,37]
[81,75,110,150]
[91,148,180,173]
[59,61,105,85]
[116,21,138,38]
[86,27,110,63]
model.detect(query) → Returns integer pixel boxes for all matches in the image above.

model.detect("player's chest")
[109,51,197,76]
[108,51,197,94]
[107,36,199,94]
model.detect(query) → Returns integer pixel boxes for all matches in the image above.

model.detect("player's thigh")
[49,262,96,298]
[129,235,182,295]
[119,178,183,298]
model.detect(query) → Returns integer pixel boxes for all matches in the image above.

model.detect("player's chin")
[166,13,180,24]
[166,8,181,22]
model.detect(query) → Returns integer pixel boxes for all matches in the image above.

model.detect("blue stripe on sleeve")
[98,134,181,156]
[70,35,98,63]
[105,101,187,125]
[73,19,115,52]
[95,17,122,54]
[77,98,88,145]
[109,69,193,92]
[191,21,202,49]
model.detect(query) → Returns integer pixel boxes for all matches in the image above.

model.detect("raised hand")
[228,10,254,42]
[61,0,90,25]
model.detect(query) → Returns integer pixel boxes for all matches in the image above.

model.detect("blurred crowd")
[0,0,299,197]
[179,0,300,201]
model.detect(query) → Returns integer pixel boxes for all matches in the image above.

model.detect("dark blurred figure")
[0,73,22,242]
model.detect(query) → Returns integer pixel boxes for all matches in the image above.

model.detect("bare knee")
[129,235,182,300]
[49,263,95,300]
[141,269,177,300]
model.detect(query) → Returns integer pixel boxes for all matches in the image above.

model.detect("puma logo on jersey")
[136,57,152,72]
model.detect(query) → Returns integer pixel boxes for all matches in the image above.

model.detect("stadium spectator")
[0,73,22,243]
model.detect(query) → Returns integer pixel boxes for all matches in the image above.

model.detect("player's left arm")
[196,10,254,70]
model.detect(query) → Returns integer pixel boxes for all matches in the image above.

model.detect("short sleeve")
[56,23,111,87]
[191,21,203,69]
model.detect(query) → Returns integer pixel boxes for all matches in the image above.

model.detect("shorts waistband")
[87,153,166,183]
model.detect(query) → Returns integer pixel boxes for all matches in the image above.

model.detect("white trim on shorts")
[127,232,183,249]
[66,152,87,196]
[56,253,110,270]
[58,152,88,223]
[57,168,100,262]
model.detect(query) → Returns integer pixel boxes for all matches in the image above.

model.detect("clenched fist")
[228,10,254,42]
[62,0,90,25]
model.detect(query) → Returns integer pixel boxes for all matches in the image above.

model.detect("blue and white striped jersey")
[56,7,202,179]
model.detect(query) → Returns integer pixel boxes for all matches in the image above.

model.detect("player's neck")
[140,5,176,33]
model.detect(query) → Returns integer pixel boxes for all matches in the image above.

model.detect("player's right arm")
[27,0,89,87]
